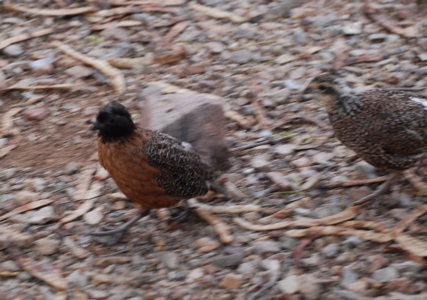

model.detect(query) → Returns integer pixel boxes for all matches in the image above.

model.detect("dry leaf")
[60,199,95,224]
[3,5,96,16]
[52,41,125,96]
[0,28,54,50]
[1,107,23,136]
[393,204,427,233]
[90,20,143,31]
[152,49,186,64]
[196,207,234,244]
[73,167,96,201]
[188,3,247,23]
[110,0,186,5]
[16,256,68,290]
[0,227,33,248]
[107,57,153,68]
[394,233,427,257]
[0,144,18,159]
[0,198,57,221]
[163,21,188,43]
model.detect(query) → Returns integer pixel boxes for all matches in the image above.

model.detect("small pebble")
[34,237,61,256]
[218,273,242,289]
[29,206,54,224]
[194,237,220,253]
[83,208,103,225]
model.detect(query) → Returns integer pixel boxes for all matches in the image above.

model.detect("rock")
[266,172,293,191]
[368,33,388,43]
[300,173,322,191]
[207,42,225,53]
[321,243,339,258]
[64,162,80,175]
[340,267,358,288]
[274,144,297,156]
[212,253,244,268]
[391,261,423,275]
[290,7,317,19]
[27,178,46,191]
[33,64,54,76]
[63,237,89,259]
[230,49,253,64]
[250,154,272,172]
[0,228,33,250]
[65,65,93,79]
[100,27,130,41]
[194,237,220,253]
[160,252,180,270]
[218,273,242,289]
[237,261,258,274]
[186,268,204,282]
[15,190,38,205]
[354,161,377,179]
[299,274,321,299]
[24,108,50,121]
[342,22,363,35]
[2,44,24,57]
[29,206,54,224]
[83,208,103,225]
[277,275,299,294]
[0,260,21,272]
[67,270,89,287]
[140,85,230,171]
[348,279,370,292]
[34,237,61,256]
[0,168,16,181]
[372,267,399,283]
[253,240,281,255]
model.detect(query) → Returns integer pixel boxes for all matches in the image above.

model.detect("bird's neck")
[99,129,135,144]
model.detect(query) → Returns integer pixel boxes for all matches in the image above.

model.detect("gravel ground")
[1,0,427,299]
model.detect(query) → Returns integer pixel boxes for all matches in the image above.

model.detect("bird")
[91,101,222,243]
[303,74,427,205]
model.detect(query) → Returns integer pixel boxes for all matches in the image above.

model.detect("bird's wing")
[143,131,211,198]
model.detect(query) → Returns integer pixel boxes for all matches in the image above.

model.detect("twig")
[323,176,389,189]
[231,135,294,151]
[0,28,54,50]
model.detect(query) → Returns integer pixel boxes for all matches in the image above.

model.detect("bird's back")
[98,128,212,209]
[327,89,427,171]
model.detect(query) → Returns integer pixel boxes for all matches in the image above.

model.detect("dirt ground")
[1,0,427,299]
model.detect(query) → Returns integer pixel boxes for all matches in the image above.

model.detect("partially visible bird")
[91,101,222,243]
[303,74,427,205]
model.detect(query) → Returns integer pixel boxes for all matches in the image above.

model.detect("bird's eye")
[319,85,328,91]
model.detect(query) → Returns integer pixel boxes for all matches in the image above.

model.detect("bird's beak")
[91,121,101,131]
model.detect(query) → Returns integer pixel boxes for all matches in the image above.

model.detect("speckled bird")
[91,101,220,242]
[303,74,427,204]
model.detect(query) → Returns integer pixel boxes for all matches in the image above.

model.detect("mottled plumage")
[303,74,427,204]
[91,101,218,242]
[94,101,214,209]
[304,75,427,172]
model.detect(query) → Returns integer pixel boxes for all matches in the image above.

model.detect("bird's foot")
[353,173,399,206]
[168,205,197,224]
[90,211,147,245]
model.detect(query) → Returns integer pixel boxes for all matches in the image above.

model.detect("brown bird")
[303,74,427,205]
[91,101,221,243]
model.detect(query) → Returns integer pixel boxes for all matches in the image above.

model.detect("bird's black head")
[92,101,136,143]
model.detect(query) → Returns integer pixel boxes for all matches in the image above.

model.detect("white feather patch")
[181,141,194,151]
[411,97,427,109]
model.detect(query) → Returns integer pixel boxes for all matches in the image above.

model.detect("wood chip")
[393,204,427,233]
[90,20,143,31]
[0,28,54,50]
[3,5,96,16]
[163,21,188,43]
[52,41,125,96]
[188,3,247,23]
[0,198,58,221]
[1,107,23,137]
[394,233,427,257]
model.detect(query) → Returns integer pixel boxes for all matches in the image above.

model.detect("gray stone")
[34,237,61,256]
[0,168,16,181]
[342,22,362,35]
[237,261,258,274]
[254,240,281,255]
[15,191,38,205]
[29,206,54,224]
[2,44,24,57]
[274,144,297,156]
[299,274,321,299]
[390,261,423,275]
[65,65,93,79]
[140,85,230,171]
[322,243,339,258]
[213,253,244,268]
[83,208,103,225]
[277,275,299,294]
[251,154,272,172]
[372,267,399,283]
[340,267,358,288]
[160,251,180,270]
[230,49,253,64]
[67,270,88,287]
[368,33,388,43]
[354,161,377,179]
[65,162,80,175]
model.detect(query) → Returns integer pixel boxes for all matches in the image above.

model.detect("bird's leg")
[353,173,399,206]
[168,199,196,224]
[90,209,150,244]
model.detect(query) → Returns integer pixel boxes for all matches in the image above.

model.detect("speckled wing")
[360,90,427,156]
[143,130,212,198]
